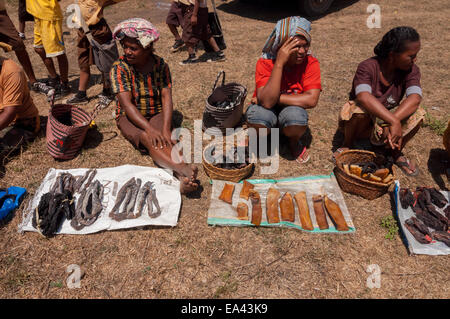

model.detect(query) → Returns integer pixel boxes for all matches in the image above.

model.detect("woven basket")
[46,97,102,160]
[202,141,254,182]
[202,71,247,135]
[334,149,395,200]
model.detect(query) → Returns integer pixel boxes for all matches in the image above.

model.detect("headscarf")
[262,16,312,60]
[113,18,160,49]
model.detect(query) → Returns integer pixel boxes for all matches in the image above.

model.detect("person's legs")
[117,114,198,194]
[39,18,70,98]
[342,113,372,148]
[245,104,278,137]
[168,24,182,41]
[167,1,184,52]
[33,18,59,81]
[18,21,26,38]
[391,119,422,176]
[34,47,58,78]
[14,48,37,82]
[180,5,200,64]
[279,106,309,163]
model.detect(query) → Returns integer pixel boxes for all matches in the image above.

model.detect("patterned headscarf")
[113,18,160,49]
[262,16,312,60]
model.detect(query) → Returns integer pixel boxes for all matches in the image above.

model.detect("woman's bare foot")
[179,176,199,194]
[175,165,199,194]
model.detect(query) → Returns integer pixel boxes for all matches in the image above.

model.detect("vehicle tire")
[300,0,334,17]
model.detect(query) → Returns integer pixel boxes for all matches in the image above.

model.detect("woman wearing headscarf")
[245,16,321,164]
[334,26,425,176]
[110,18,198,194]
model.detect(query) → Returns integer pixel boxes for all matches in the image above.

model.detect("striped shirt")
[110,55,172,119]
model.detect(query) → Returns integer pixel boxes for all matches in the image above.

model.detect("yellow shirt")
[26,0,63,21]
[78,0,126,26]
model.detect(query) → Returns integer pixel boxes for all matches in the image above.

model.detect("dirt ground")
[0,0,449,299]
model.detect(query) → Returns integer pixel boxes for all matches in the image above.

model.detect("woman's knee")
[245,104,277,131]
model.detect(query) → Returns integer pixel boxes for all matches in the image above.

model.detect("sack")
[46,99,102,160]
[203,71,247,135]
[90,37,119,74]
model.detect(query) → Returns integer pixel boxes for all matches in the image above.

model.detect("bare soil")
[0,0,449,298]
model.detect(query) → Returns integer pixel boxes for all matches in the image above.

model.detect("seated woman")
[335,26,425,176]
[110,18,198,194]
[0,56,40,153]
[245,16,321,164]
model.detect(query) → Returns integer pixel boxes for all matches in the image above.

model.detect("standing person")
[26,0,70,100]
[245,16,321,164]
[0,56,41,153]
[335,27,424,176]
[0,0,52,95]
[110,18,199,194]
[18,0,33,40]
[67,0,125,107]
[179,0,225,65]
[166,0,185,53]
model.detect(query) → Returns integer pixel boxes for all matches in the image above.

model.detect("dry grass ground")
[0,0,449,298]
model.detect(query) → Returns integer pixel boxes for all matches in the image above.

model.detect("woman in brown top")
[335,26,425,176]
[0,56,40,150]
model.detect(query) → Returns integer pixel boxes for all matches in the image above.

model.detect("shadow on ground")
[427,148,449,190]
[217,0,360,22]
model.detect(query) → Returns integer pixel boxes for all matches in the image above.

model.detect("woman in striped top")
[110,19,198,194]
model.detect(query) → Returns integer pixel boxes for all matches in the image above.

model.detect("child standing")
[67,0,125,107]
[166,0,185,53]
[18,0,33,40]
[0,0,52,95]
[179,0,225,65]
[26,0,70,100]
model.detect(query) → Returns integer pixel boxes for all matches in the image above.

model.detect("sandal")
[331,147,349,164]
[295,145,310,164]
[395,155,419,176]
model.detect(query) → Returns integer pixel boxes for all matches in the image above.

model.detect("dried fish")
[149,185,161,218]
[71,180,104,230]
[109,177,135,221]
[126,178,142,218]
[135,181,152,218]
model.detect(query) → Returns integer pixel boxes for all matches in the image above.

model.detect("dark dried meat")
[404,217,432,244]
[431,231,450,247]
[399,188,415,209]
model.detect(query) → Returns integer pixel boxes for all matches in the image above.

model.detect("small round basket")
[334,149,395,200]
[202,141,254,182]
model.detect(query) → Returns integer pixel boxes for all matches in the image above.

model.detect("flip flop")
[395,155,419,176]
[295,145,310,164]
[331,147,349,164]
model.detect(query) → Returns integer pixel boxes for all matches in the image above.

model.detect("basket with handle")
[202,140,254,182]
[46,95,102,160]
[202,70,247,135]
[333,149,396,200]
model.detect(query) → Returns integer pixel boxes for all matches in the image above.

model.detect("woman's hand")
[276,37,299,67]
[145,125,170,149]
[387,119,403,150]
[163,127,176,146]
